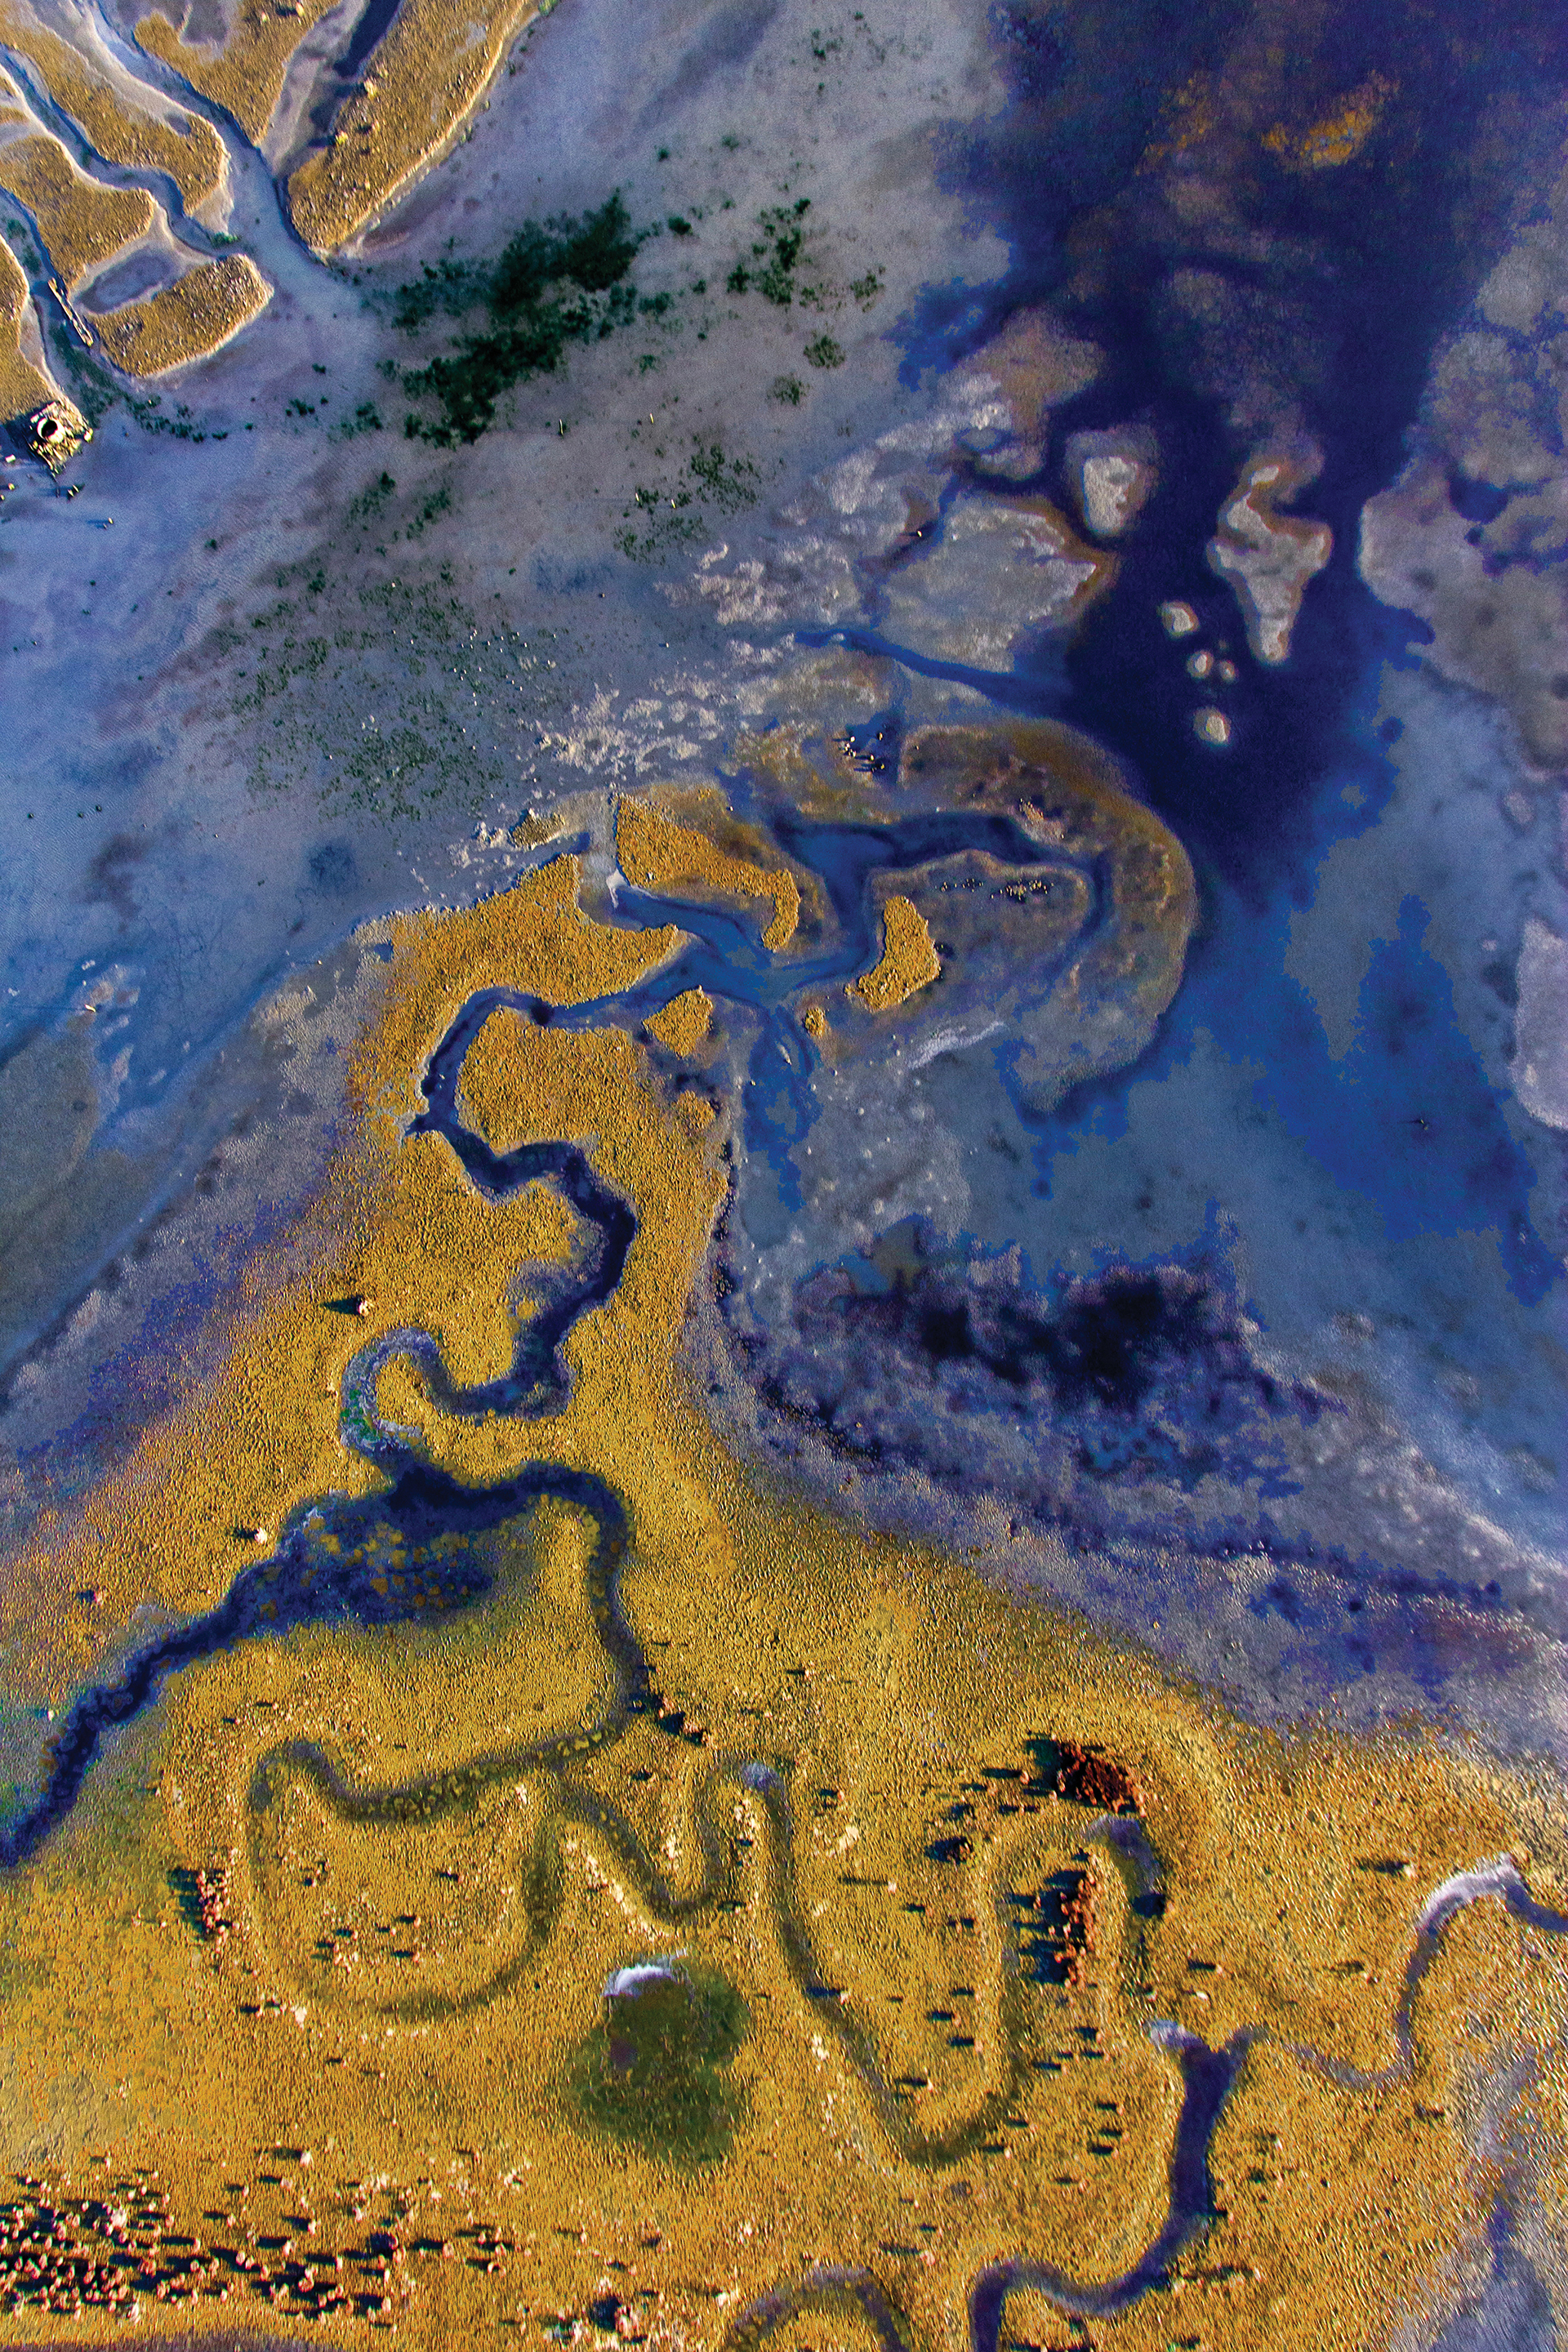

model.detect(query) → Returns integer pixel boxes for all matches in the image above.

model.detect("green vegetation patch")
[721,196,879,371]
[617,437,759,562]
[127,394,227,443]
[725,198,812,304]
[231,534,574,823]
[332,399,383,439]
[395,194,644,446]
[571,1962,747,2167]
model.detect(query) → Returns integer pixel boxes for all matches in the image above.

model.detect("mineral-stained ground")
[2,0,1567,2347]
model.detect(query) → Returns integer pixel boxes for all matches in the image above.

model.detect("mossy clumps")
[88,254,272,378]
[724,198,811,304]
[396,194,643,445]
[0,232,61,430]
[285,0,546,252]
[615,437,759,561]
[617,799,799,949]
[136,0,339,145]
[645,988,715,1058]
[0,128,154,291]
[571,1962,748,2167]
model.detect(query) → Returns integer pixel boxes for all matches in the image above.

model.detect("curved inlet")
[968,2024,1253,2337]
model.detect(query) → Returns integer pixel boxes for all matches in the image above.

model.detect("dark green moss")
[405,481,452,536]
[350,470,398,521]
[689,440,758,508]
[126,395,213,442]
[615,439,758,560]
[235,541,566,823]
[571,1964,747,2168]
[332,399,384,439]
[395,194,645,446]
[726,198,813,306]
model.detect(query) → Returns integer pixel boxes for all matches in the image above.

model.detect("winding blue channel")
[5,815,1564,2345]
[342,1019,638,1439]
[0,1458,639,1872]
[1292,1856,1568,2094]
[0,993,648,1871]
[449,803,1105,1208]
[729,1838,1568,2352]
[794,623,1072,715]
[969,2023,1253,2335]
[0,801,1091,1869]
[723,2036,1251,2352]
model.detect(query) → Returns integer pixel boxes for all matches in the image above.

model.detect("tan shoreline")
[285,0,542,252]
[88,250,272,375]
[0,1,226,217]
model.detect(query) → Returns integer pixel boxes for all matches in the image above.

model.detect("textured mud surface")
[2,0,1567,2346]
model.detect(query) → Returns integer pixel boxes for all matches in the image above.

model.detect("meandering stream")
[2,868,1563,2337]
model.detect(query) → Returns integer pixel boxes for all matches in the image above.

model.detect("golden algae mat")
[4,0,1568,2347]
[0,850,1564,2352]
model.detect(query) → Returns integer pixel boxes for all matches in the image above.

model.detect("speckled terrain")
[2,0,1567,2345]
[0,862,1563,2352]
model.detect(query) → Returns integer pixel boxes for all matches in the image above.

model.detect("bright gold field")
[0,858,1563,2352]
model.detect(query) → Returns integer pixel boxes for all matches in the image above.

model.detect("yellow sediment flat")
[0,1,225,214]
[134,0,343,146]
[0,851,1562,2352]
[618,795,804,952]
[284,0,541,252]
[645,985,714,1058]
[849,891,940,1013]
[0,229,58,420]
[1265,73,1396,171]
[0,126,154,287]
[88,250,272,373]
